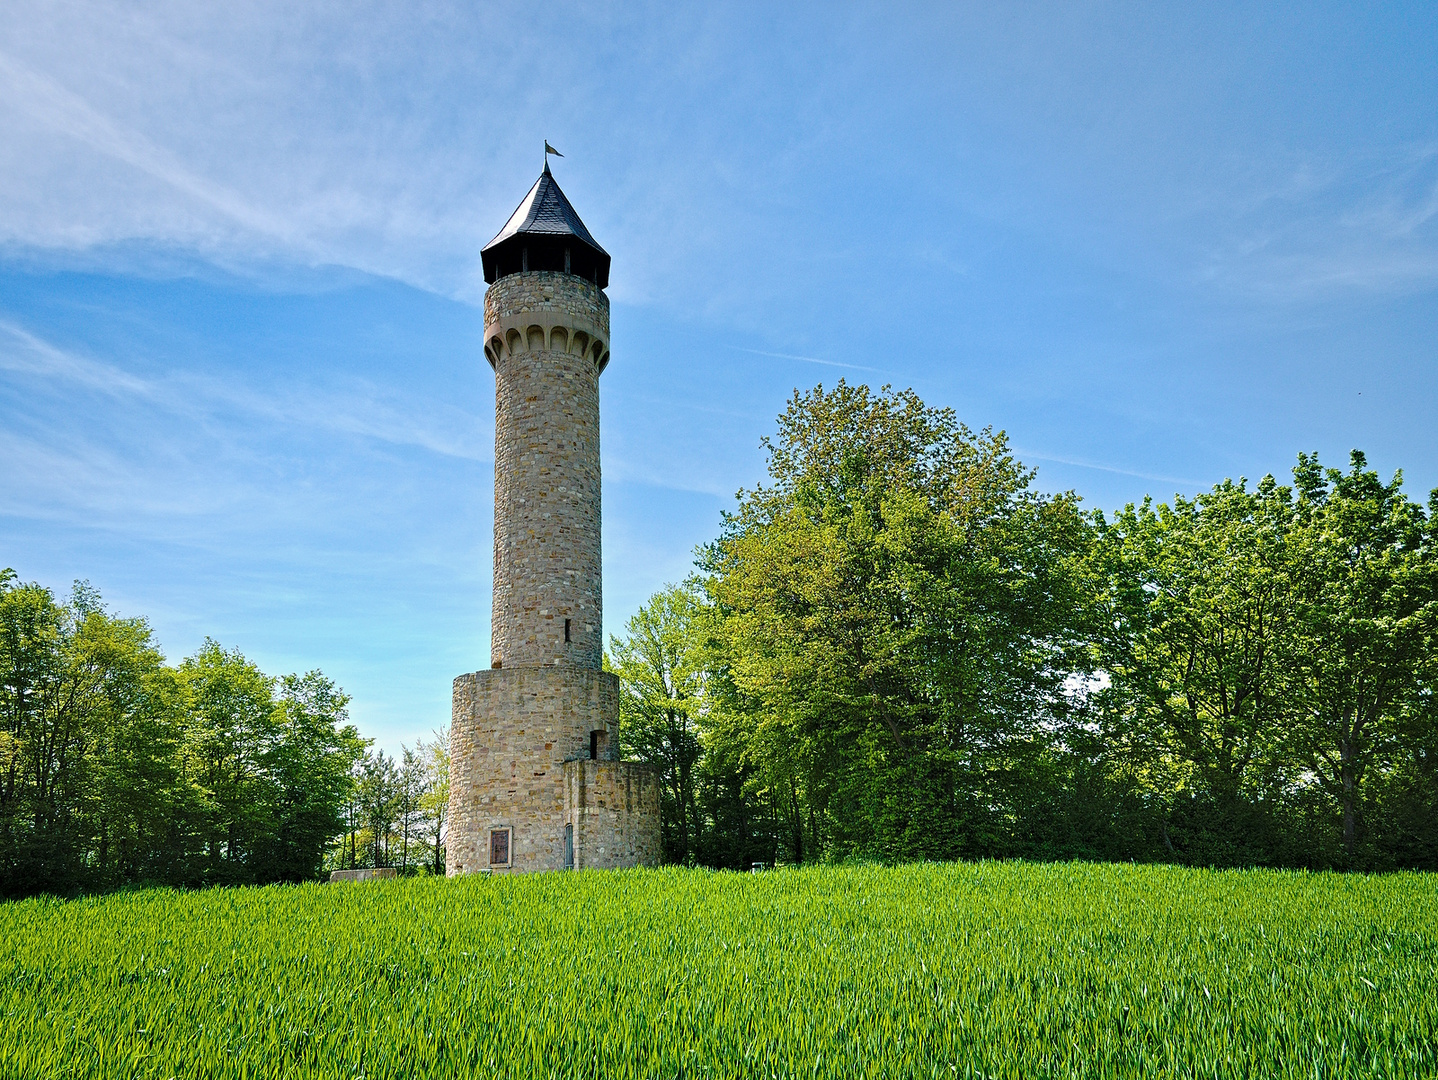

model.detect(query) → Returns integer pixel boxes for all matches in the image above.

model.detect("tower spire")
[481,163,609,286]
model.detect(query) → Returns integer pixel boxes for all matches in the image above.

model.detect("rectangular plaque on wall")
[490,827,510,866]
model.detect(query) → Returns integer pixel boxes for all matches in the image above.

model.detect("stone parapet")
[484,270,608,326]
[483,271,609,372]
[449,667,619,875]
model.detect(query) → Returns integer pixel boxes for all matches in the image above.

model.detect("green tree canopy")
[1283,452,1438,861]
[707,382,1094,860]
[0,574,366,896]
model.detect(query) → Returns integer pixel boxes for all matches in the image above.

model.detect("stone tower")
[447,163,661,875]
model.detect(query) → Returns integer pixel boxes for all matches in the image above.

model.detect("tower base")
[448,667,661,875]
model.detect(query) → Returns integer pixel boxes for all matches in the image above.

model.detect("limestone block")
[328,868,397,883]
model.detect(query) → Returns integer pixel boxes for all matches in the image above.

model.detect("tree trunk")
[669,712,690,860]
[789,780,804,864]
[1340,741,1357,861]
[678,727,698,863]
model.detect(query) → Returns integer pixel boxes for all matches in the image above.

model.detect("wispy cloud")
[0,320,490,463]
[0,7,594,297]
[730,346,891,376]
[1014,446,1204,490]
[605,463,735,501]
[0,49,292,244]
[1197,145,1438,301]
[0,320,155,397]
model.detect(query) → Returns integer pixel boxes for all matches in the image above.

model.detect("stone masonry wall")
[485,271,610,671]
[563,760,663,870]
[448,667,619,875]
[484,271,610,344]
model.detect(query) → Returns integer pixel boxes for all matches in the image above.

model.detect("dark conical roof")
[481,164,610,288]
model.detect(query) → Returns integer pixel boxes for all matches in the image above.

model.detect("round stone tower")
[448,163,661,876]
[485,268,609,672]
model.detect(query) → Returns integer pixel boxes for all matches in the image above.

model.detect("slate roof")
[482,164,608,258]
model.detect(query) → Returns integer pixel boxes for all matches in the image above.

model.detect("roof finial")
[544,141,563,174]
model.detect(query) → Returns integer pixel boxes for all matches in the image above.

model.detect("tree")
[256,672,366,882]
[358,750,398,868]
[396,743,428,872]
[179,641,280,884]
[609,584,709,863]
[416,729,449,875]
[1090,478,1296,863]
[84,608,189,887]
[1371,682,1438,868]
[1,577,87,891]
[1283,452,1438,863]
[708,382,1094,860]
[337,756,366,871]
[4,579,87,889]
[0,570,378,894]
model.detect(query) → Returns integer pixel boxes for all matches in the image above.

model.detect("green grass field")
[3,862,1435,1079]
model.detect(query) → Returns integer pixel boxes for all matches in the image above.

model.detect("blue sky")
[3,3,1436,753]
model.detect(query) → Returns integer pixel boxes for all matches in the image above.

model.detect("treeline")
[0,572,376,896]
[327,734,448,877]
[608,383,1438,872]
